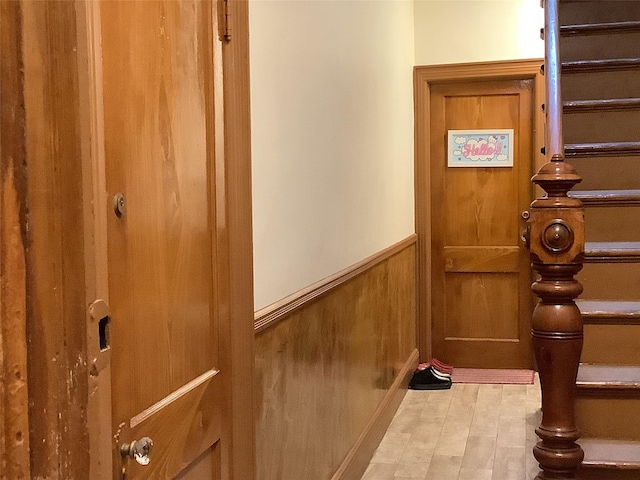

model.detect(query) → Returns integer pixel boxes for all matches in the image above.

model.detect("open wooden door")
[80,1,254,478]
[100,1,222,477]
[2,0,251,478]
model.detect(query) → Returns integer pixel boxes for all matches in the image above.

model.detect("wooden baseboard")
[331,348,419,480]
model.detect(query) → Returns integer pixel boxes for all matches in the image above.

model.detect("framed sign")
[448,129,514,167]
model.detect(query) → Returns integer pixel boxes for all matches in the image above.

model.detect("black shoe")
[409,366,452,390]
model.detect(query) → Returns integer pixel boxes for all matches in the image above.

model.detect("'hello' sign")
[447,129,514,167]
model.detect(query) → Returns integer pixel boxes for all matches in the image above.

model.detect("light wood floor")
[362,376,542,480]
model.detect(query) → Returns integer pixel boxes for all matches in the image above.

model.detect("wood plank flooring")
[361,376,542,480]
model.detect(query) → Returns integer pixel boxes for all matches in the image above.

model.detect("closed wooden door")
[101,1,222,477]
[430,78,535,368]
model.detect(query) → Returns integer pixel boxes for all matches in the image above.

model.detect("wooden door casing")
[415,62,544,370]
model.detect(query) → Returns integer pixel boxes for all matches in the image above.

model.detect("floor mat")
[451,368,535,385]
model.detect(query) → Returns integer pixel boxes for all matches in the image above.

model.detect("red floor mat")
[451,368,535,385]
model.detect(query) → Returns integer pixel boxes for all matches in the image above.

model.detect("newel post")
[528,159,585,479]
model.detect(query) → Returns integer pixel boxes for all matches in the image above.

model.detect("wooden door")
[101,1,222,477]
[430,78,535,368]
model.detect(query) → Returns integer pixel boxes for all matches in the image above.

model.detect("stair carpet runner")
[544,2,640,477]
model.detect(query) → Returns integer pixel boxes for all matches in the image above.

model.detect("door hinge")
[220,0,231,42]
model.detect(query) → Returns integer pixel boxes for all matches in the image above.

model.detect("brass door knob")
[121,437,153,466]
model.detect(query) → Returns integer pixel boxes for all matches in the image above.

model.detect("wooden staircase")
[550,1,640,478]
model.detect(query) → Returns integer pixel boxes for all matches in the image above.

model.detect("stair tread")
[565,142,640,157]
[577,364,640,389]
[561,21,640,36]
[562,58,640,73]
[569,189,640,204]
[580,438,640,469]
[577,300,640,319]
[585,241,640,259]
[564,98,640,112]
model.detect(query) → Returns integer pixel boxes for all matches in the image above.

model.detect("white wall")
[250,1,416,309]
[414,0,544,65]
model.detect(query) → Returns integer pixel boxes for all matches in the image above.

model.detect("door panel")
[430,79,534,368]
[101,1,220,477]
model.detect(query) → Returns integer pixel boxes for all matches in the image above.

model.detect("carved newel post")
[528,159,585,479]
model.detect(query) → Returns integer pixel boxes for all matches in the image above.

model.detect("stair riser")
[560,2,640,25]
[576,395,640,440]
[579,468,640,480]
[583,324,640,365]
[561,31,640,62]
[563,70,640,101]
[579,263,640,300]
[571,157,640,191]
[564,110,640,144]
[584,207,640,242]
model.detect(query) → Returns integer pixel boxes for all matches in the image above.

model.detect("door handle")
[121,437,153,466]
[521,210,531,249]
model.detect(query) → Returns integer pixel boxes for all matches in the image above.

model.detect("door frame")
[1,1,255,478]
[414,59,545,363]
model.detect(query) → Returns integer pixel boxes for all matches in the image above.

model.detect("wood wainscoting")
[254,236,418,480]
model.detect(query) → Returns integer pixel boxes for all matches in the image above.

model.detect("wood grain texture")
[428,78,535,368]
[21,1,91,477]
[175,446,219,480]
[255,236,417,332]
[216,1,257,478]
[119,370,221,479]
[100,2,231,478]
[16,0,255,478]
[101,0,218,427]
[331,349,418,480]
[254,243,416,480]
[414,60,544,365]
[444,246,520,272]
[75,0,113,476]
[0,1,31,477]
[444,273,520,341]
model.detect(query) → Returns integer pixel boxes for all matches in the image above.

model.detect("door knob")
[521,210,531,248]
[121,437,153,466]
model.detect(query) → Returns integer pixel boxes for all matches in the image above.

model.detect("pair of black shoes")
[409,365,452,390]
